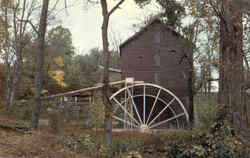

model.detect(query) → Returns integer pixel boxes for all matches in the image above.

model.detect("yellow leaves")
[49,70,67,87]
[47,57,66,87]
[41,89,48,94]
[54,56,64,67]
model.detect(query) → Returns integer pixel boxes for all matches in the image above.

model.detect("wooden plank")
[42,80,144,100]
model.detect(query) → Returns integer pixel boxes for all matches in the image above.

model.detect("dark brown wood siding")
[120,21,193,112]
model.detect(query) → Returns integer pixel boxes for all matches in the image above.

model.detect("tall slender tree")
[100,0,125,146]
[32,0,50,128]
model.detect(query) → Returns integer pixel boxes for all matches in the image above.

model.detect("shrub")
[194,95,218,128]
[48,111,63,133]
[163,105,250,158]
[108,137,144,158]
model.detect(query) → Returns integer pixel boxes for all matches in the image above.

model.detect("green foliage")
[134,0,151,7]
[134,0,185,28]
[162,105,250,158]
[45,26,75,88]
[57,124,250,158]
[164,140,185,158]
[47,26,74,57]
[12,25,75,100]
[66,48,120,86]
[194,95,218,128]
[10,99,33,121]
[58,133,106,157]
[48,112,60,133]
[162,128,249,158]
[21,104,33,121]
[59,132,144,157]
[108,137,144,158]
[158,0,185,27]
[48,110,66,133]
[90,95,105,129]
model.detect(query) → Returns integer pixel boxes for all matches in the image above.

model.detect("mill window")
[154,73,160,84]
[137,55,143,63]
[153,53,160,66]
[154,31,161,43]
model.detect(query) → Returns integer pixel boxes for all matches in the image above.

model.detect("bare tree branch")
[19,0,27,36]
[20,0,37,38]
[108,0,125,17]
[50,0,60,13]
[17,19,38,34]
[208,0,227,24]
[244,53,249,71]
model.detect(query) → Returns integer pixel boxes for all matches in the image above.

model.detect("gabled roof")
[119,18,182,50]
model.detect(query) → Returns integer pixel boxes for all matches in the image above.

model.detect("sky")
[58,0,160,54]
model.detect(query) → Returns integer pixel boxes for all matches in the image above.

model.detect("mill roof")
[119,18,182,50]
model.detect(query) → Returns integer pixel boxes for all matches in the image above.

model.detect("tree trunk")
[219,1,248,129]
[32,0,50,129]
[3,5,23,111]
[4,54,12,111]
[207,53,212,95]
[5,0,30,112]
[188,64,194,124]
[8,47,23,110]
[100,0,112,147]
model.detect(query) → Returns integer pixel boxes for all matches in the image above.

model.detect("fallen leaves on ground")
[0,116,88,158]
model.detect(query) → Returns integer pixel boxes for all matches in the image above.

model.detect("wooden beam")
[42,80,144,100]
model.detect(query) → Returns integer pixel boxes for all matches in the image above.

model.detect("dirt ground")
[0,116,88,158]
